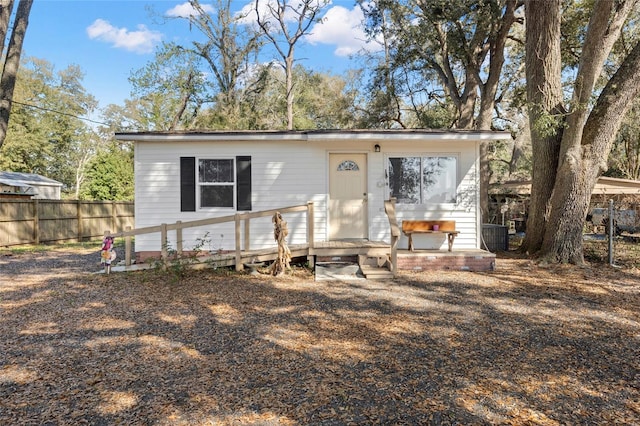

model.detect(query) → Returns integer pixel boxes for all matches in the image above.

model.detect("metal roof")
[0,171,63,187]
[491,177,640,196]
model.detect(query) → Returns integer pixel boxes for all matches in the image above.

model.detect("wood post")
[111,201,117,234]
[307,201,314,249]
[77,200,83,242]
[235,214,242,271]
[125,226,132,266]
[306,201,315,268]
[161,223,168,268]
[176,221,183,256]
[33,199,39,245]
[384,198,399,275]
[243,217,250,252]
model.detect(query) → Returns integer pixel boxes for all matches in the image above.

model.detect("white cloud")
[306,6,381,57]
[235,0,268,27]
[165,2,215,18]
[87,19,162,54]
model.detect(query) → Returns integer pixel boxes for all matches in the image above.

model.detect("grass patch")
[1,240,102,254]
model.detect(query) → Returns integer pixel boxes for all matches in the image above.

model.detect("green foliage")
[128,42,207,131]
[190,64,358,130]
[147,0,263,130]
[530,108,567,140]
[79,144,134,201]
[291,66,358,129]
[358,0,523,130]
[0,57,99,196]
[608,99,640,179]
[153,232,214,284]
[490,133,532,184]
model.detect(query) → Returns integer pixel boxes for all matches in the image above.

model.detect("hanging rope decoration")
[270,212,291,276]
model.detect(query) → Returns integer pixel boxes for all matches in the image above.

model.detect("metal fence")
[0,200,134,246]
[586,200,640,235]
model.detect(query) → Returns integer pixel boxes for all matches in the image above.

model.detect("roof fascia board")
[114,133,308,142]
[305,131,511,141]
[115,130,512,143]
[0,178,61,187]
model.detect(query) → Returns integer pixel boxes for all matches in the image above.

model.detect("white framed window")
[181,156,251,212]
[387,155,458,204]
[198,158,235,208]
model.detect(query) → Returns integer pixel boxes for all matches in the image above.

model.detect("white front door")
[329,153,368,240]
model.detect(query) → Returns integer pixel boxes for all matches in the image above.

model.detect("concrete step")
[315,261,363,281]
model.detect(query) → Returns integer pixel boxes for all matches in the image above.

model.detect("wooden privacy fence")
[107,202,314,271]
[0,200,134,246]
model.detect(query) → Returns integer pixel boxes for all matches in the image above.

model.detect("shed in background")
[0,171,63,200]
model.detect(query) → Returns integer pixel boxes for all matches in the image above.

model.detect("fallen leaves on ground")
[1,247,639,425]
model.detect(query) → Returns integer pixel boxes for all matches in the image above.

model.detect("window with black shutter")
[180,157,196,212]
[180,156,251,211]
[236,156,252,211]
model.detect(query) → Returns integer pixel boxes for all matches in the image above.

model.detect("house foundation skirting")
[397,249,495,272]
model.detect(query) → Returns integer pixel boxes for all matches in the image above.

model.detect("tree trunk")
[285,54,294,130]
[541,37,640,263]
[470,1,518,222]
[476,72,503,222]
[509,120,528,176]
[520,0,564,255]
[0,1,15,57]
[0,0,32,149]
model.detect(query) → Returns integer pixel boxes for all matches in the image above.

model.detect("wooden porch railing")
[106,202,315,271]
[384,198,399,274]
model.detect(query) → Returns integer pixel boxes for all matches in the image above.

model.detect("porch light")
[374,144,381,152]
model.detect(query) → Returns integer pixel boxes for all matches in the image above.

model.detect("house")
[114,129,511,270]
[0,171,63,199]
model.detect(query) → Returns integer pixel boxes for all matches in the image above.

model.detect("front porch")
[104,201,496,277]
[396,248,495,272]
[108,240,495,277]
[313,241,495,275]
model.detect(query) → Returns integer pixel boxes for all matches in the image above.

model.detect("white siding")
[134,137,483,253]
[368,140,480,251]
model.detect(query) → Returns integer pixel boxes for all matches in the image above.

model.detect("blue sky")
[22,0,376,113]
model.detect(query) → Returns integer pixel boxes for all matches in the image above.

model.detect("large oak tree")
[523,0,640,263]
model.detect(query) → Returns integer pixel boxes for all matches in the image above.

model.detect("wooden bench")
[402,220,459,252]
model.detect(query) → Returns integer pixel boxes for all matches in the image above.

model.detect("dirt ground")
[1,244,639,425]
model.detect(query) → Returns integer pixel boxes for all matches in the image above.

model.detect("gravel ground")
[1,246,103,276]
[1,245,639,425]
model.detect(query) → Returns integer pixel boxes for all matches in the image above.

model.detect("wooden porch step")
[359,265,394,280]
[358,254,394,280]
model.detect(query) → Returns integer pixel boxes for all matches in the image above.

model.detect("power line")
[11,99,110,126]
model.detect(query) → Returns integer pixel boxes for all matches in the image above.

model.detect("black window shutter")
[236,156,252,211]
[180,157,196,212]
